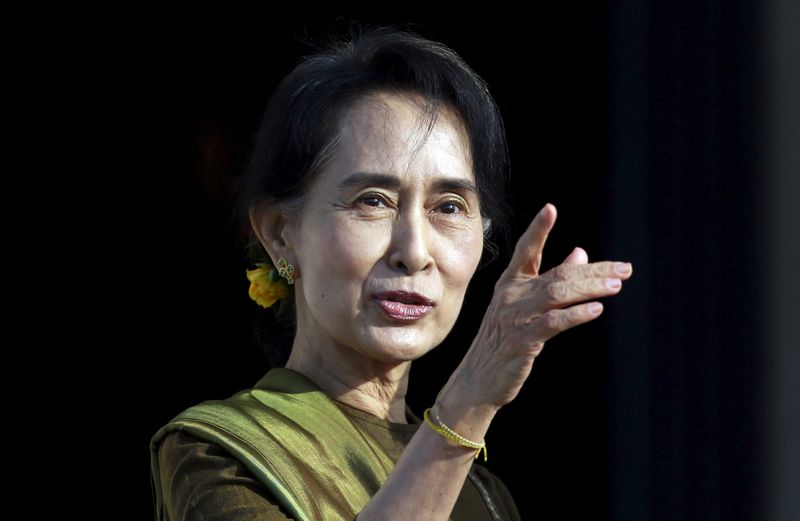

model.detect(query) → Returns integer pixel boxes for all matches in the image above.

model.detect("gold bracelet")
[432,403,487,459]
[423,405,488,462]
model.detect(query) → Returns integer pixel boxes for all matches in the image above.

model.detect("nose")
[388,208,434,274]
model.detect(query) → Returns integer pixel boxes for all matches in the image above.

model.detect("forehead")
[323,92,474,186]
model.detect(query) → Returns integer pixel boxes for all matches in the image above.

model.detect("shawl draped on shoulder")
[149,367,399,521]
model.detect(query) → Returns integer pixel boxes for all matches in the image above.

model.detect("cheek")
[437,228,483,290]
[301,216,389,298]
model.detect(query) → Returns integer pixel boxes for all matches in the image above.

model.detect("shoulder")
[157,430,296,521]
[469,464,522,521]
[157,429,261,487]
[158,429,227,469]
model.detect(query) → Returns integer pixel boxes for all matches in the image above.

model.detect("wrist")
[433,382,499,444]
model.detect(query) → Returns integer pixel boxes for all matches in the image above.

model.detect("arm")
[357,203,633,521]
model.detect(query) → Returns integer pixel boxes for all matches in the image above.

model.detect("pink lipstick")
[373,291,435,321]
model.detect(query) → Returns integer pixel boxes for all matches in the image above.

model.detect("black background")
[6,2,764,519]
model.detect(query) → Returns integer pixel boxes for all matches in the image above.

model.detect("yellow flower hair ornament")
[246,260,289,309]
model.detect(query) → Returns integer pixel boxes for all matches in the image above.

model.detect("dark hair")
[232,23,513,367]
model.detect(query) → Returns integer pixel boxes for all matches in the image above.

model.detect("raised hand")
[447,203,633,411]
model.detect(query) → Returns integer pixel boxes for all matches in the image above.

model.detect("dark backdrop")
[7,2,764,519]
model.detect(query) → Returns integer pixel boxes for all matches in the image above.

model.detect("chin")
[360,328,441,363]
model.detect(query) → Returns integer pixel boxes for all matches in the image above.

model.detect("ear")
[248,201,295,266]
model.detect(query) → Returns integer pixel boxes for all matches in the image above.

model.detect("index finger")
[505,202,557,278]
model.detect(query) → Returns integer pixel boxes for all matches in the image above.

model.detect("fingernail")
[589,302,603,314]
[606,278,621,289]
[614,262,631,275]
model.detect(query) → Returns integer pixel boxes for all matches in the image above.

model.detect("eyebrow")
[339,171,478,195]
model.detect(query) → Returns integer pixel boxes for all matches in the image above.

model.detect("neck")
[284,330,412,424]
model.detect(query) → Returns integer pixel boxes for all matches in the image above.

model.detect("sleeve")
[471,465,522,521]
[157,430,296,521]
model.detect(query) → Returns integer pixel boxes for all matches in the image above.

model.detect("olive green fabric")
[150,367,520,521]
[150,367,397,521]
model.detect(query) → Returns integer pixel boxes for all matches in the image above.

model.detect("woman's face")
[286,91,485,364]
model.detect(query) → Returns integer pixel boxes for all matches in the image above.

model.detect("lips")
[374,290,435,306]
[373,290,435,321]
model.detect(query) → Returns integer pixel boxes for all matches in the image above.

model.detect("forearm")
[356,384,499,521]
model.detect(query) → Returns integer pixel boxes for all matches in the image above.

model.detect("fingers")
[511,258,633,342]
[505,203,557,278]
[514,260,632,311]
[528,275,623,310]
[546,260,633,283]
[528,301,605,343]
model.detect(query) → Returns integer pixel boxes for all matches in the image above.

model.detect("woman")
[149,25,633,521]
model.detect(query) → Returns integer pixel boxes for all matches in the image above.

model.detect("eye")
[438,199,467,215]
[356,192,389,208]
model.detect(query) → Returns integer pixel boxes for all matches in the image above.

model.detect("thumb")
[563,246,588,264]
